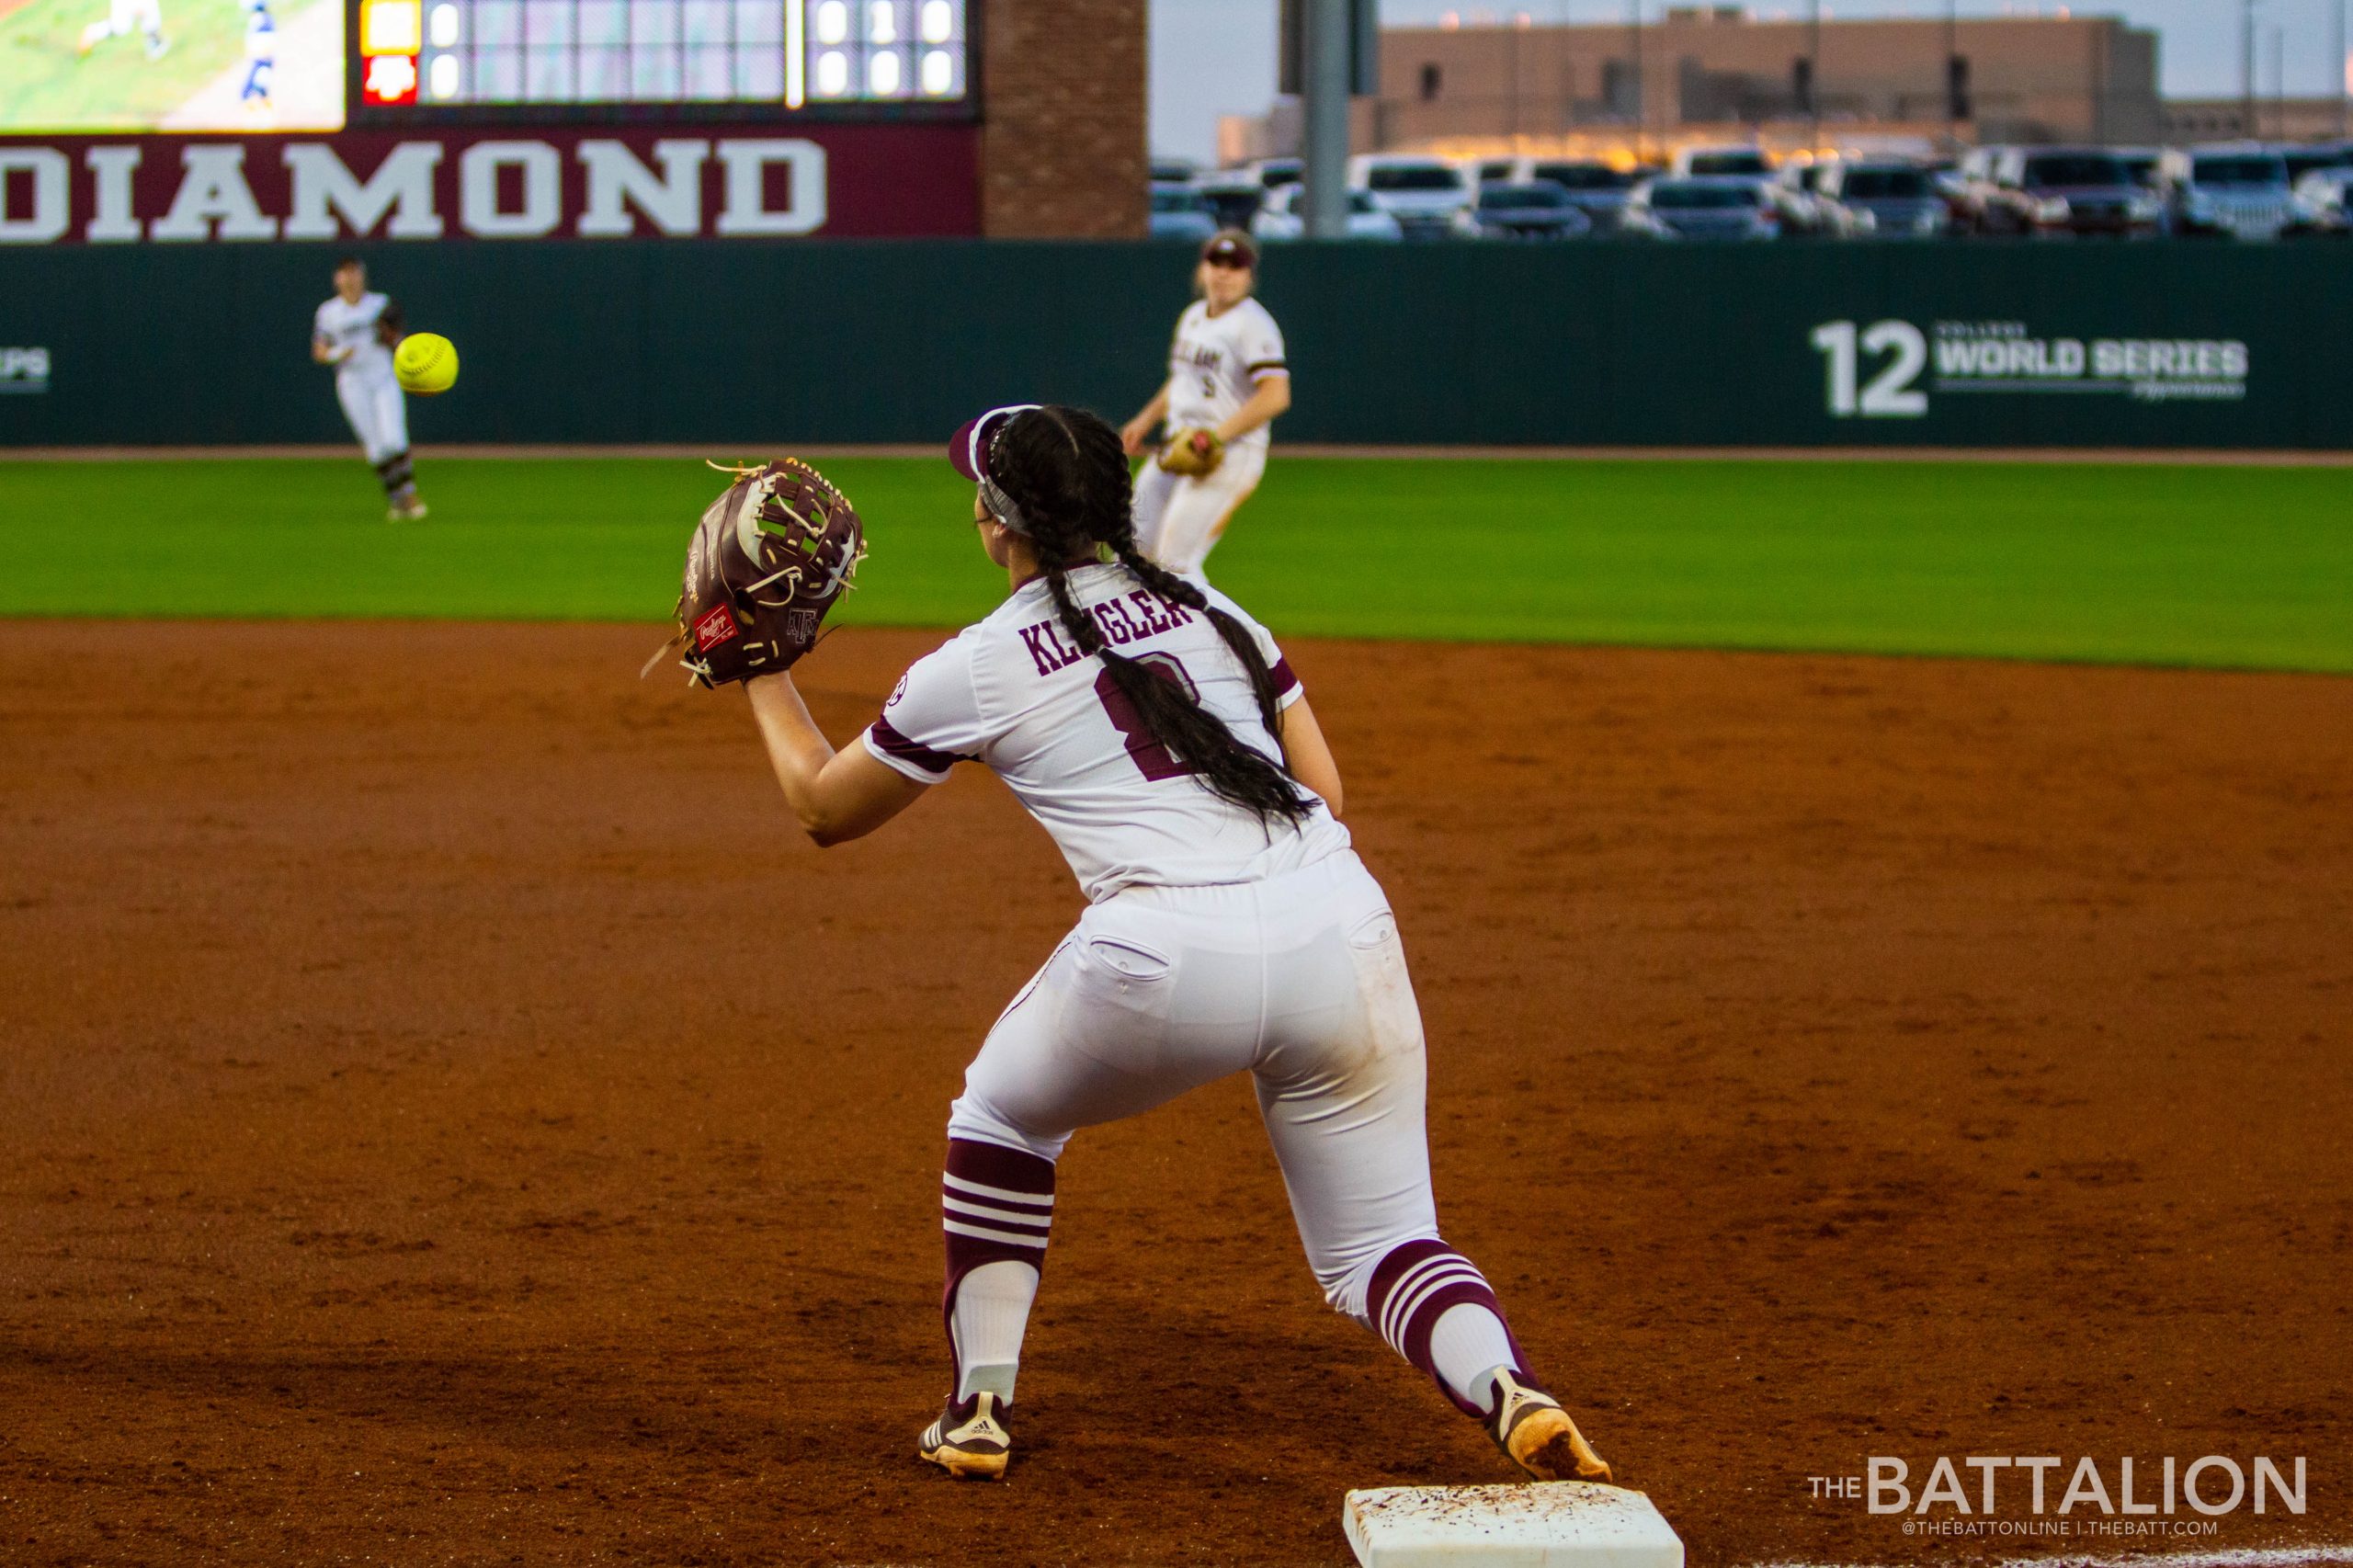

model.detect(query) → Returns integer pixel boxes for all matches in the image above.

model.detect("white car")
[2291,165,2353,231]
[1345,153,1472,240]
[1250,183,1403,242]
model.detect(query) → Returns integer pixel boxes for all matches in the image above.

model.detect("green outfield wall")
[3,241,2348,449]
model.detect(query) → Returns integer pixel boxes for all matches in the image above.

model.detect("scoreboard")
[358,0,970,111]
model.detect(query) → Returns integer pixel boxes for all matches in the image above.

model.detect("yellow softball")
[393,332,460,396]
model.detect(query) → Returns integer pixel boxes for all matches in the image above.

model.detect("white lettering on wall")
[85,146,143,243]
[577,139,709,237]
[715,139,827,236]
[150,145,280,242]
[459,141,563,238]
[283,143,446,240]
[0,149,71,245]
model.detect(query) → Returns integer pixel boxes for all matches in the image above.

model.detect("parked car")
[1150,156,1199,187]
[1671,144,1774,179]
[1945,143,2013,233]
[1817,160,1949,238]
[1977,148,2162,238]
[2162,145,2313,241]
[2292,165,2353,233]
[1192,165,1268,230]
[1622,176,1783,241]
[1347,153,1473,240]
[1148,185,1219,243]
[1770,160,1868,237]
[1450,182,1595,241]
[2279,142,2353,183]
[1478,156,1639,231]
[1249,183,1404,242]
[1248,157,1303,191]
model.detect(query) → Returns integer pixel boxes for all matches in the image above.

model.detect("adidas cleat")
[919,1391,1012,1480]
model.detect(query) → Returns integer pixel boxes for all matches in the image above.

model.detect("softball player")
[739,404,1616,1488]
[311,257,425,521]
[76,0,166,57]
[1120,231,1290,576]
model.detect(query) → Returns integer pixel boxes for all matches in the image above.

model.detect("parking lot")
[1149,139,2353,244]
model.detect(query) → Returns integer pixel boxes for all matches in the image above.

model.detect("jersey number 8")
[1095,654,1198,783]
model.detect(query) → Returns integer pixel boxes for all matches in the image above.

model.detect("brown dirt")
[2,622,2347,1568]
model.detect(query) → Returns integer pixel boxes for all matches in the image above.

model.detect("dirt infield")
[3,622,2347,1567]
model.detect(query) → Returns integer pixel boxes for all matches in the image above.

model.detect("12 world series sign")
[1812,319,2252,419]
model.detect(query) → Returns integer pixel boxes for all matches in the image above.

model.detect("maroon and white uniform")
[1132,297,1285,576]
[867,562,1528,1418]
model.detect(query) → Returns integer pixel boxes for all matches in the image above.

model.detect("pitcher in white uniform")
[734,404,1618,1489]
[1120,231,1290,576]
[311,257,426,521]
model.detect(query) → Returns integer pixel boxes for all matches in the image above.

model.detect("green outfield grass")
[1,455,2347,671]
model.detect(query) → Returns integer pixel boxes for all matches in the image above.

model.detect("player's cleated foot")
[918,1391,1012,1480]
[1485,1368,1614,1484]
[387,498,428,522]
[144,31,169,56]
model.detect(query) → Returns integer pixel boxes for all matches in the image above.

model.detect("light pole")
[1302,0,1350,239]
[2334,0,2353,138]
[1946,0,1960,148]
[1807,0,1823,154]
[2242,0,2258,139]
[1628,0,1644,165]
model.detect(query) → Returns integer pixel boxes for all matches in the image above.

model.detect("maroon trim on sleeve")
[1245,358,1288,372]
[869,718,972,776]
[1268,656,1300,698]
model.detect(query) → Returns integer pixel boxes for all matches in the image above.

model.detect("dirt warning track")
[1,622,2347,1566]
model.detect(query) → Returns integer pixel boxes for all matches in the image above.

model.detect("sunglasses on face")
[1204,255,1252,270]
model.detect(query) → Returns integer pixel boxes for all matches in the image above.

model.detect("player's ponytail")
[989,407,1311,830]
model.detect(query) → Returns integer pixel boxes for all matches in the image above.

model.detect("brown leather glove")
[667,459,865,687]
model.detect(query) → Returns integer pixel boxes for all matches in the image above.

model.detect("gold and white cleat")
[1487,1368,1615,1483]
[918,1391,1012,1480]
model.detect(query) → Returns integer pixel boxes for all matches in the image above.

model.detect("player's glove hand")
[1156,427,1226,478]
[660,459,866,687]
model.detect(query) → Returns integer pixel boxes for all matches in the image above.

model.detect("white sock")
[950,1258,1040,1403]
[1427,1301,1518,1414]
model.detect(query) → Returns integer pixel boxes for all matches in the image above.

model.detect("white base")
[1344,1483,1684,1568]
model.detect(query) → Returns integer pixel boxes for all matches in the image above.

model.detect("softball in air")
[394,333,460,396]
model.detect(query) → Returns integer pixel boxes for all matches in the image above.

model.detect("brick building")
[983,0,1146,236]
[1225,7,2165,164]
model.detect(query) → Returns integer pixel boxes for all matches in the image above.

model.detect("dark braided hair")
[985,405,1312,830]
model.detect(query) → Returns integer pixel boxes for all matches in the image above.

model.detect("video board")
[0,0,347,131]
[0,0,967,132]
[358,0,969,111]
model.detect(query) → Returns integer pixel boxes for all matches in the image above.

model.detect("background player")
[77,0,166,58]
[311,257,424,521]
[1119,231,1290,576]
[730,406,1616,1489]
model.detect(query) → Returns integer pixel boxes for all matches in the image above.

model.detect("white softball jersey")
[313,291,407,463]
[1164,296,1287,457]
[313,290,394,381]
[862,562,1349,903]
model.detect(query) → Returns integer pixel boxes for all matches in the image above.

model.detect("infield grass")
[2,455,2347,671]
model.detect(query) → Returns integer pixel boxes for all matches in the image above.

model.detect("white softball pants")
[949,848,1439,1322]
[335,369,408,464]
[1131,440,1267,576]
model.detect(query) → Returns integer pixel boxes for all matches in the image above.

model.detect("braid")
[989,405,1312,830]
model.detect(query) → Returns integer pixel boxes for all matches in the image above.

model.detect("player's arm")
[1216,371,1290,445]
[745,674,927,846]
[311,333,343,365]
[1120,381,1172,456]
[1276,695,1342,819]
